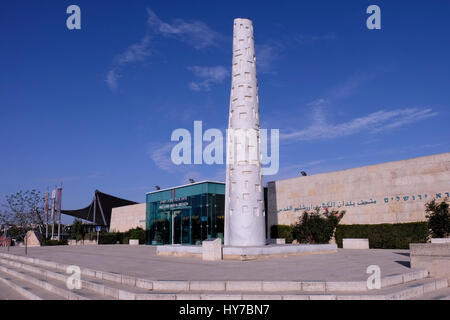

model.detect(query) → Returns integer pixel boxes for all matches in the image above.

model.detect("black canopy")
[62,190,138,226]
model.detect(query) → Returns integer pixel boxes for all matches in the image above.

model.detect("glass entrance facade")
[146,182,225,245]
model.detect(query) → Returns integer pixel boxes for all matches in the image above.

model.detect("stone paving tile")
[4,246,414,281]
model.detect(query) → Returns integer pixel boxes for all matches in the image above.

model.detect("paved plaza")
[4,245,413,281]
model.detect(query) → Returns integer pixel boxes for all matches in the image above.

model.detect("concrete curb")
[0,273,43,300]
[0,252,434,294]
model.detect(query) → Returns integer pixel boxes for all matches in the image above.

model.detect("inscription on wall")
[158,197,189,210]
[277,192,449,214]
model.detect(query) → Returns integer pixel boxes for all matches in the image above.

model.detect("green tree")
[70,219,84,241]
[292,207,345,244]
[426,198,450,238]
[127,227,146,244]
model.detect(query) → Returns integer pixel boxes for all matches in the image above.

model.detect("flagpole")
[51,188,56,240]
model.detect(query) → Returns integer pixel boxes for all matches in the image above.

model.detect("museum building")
[146,181,226,245]
[107,152,450,245]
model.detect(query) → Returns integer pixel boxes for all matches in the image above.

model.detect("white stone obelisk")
[224,18,266,247]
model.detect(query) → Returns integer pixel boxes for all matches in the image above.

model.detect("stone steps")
[0,269,64,300]
[0,263,105,300]
[0,270,42,300]
[0,252,448,300]
[0,252,430,293]
[121,278,449,300]
[0,257,138,300]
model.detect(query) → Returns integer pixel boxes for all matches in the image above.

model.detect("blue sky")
[1,0,449,221]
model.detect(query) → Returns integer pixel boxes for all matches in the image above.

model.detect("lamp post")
[4,225,9,252]
[1,225,6,249]
[24,230,28,255]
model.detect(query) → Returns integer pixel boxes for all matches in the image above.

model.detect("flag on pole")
[43,191,49,224]
[51,189,56,222]
[56,187,62,223]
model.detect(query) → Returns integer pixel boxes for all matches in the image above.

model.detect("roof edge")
[146,180,225,195]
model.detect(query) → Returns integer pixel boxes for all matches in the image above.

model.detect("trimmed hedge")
[42,239,68,246]
[270,225,294,243]
[98,232,123,245]
[335,222,428,249]
[127,228,146,244]
[98,228,146,245]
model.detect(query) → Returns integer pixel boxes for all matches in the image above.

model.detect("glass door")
[181,208,191,244]
[172,210,181,244]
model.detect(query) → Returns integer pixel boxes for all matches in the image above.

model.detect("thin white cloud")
[105,69,119,91]
[255,43,282,74]
[281,107,438,142]
[307,99,328,124]
[187,65,229,91]
[149,143,177,172]
[371,108,438,132]
[106,34,152,91]
[106,9,223,91]
[114,35,152,65]
[277,70,438,142]
[329,72,377,99]
[146,8,223,49]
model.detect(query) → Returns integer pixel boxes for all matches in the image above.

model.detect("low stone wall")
[129,239,139,245]
[157,244,338,260]
[267,239,286,245]
[410,243,450,279]
[431,238,450,244]
[68,240,98,246]
[202,239,222,261]
[343,239,369,249]
[157,245,202,258]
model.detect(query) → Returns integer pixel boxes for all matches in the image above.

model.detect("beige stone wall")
[268,153,450,231]
[109,203,146,232]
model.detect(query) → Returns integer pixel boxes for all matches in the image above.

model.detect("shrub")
[42,239,68,246]
[426,198,450,238]
[270,225,294,243]
[335,222,428,249]
[98,232,123,245]
[127,227,146,244]
[84,232,98,241]
[98,228,146,245]
[292,208,346,244]
[70,219,84,241]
